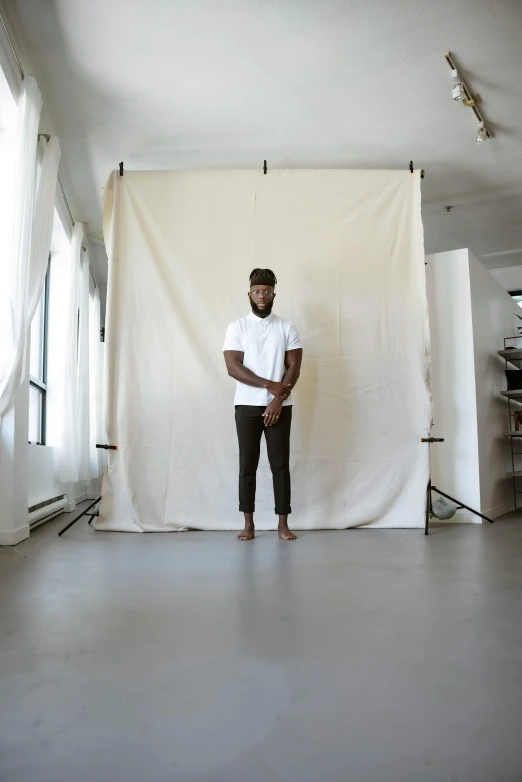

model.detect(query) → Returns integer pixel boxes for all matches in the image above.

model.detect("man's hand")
[266,381,292,400]
[263,399,283,426]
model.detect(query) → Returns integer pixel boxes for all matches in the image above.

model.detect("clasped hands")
[263,381,292,426]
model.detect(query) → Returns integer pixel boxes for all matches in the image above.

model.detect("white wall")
[27,444,101,510]
[28,445,62,506]
[489,265,522,292]
[468,252,522,517]
[426,249,481,521]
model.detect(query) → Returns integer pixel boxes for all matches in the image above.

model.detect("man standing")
[223,269,303,541]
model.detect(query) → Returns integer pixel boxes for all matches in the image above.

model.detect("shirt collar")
[249,312,274,324]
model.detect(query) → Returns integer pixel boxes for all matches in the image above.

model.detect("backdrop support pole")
[422,438,494,534]
[58,497,101,537]
[425,479,432,535]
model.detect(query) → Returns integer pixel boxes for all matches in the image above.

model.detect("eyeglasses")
[251,289,274,299]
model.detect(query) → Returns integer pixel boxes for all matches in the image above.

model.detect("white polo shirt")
[223,312,302,407]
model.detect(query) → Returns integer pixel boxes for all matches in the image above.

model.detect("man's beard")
[250,299,274,318]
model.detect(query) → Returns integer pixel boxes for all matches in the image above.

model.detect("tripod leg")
[58,497,102,536]
[425,480,431,536]
[431,487,494,524]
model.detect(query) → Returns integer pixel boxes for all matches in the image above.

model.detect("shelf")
[503,345,522,480]
[498,349,522,362]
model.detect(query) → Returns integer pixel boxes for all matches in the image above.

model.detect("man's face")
[248,285,275,316]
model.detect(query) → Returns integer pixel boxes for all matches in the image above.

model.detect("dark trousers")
[235,405,292,515]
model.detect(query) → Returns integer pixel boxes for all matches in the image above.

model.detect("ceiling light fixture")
[451,69,465,102]
[443,52,492,142]
[475,122,488,144]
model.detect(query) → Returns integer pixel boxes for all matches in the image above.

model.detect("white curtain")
[57,224,97,484]
[0,76,50,418]
[59,223,83,483]
[27,136,62,322]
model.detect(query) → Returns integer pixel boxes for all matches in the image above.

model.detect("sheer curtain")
[27,136,61,321]
[46,227,71,450]
[0,76,51,417]
[57,224,97,484]
[89,288,105,479]
[77,247,91,481]
[59,223,82,482]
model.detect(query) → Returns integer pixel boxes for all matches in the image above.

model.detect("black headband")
[250,275,276,288]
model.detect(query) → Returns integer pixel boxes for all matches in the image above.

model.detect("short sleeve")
[223,322,243,352]
[285,323,302,351]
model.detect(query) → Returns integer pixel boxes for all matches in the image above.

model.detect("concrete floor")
[1,511,522,782]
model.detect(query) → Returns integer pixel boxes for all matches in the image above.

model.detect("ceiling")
[4,0,522,293]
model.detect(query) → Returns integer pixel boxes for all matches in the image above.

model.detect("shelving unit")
[499,338,522,508]
[499,348,522,363]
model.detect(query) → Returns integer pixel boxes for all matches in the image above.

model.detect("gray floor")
[1,511,522,782]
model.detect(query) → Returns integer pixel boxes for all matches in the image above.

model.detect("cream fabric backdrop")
[96,169,430,532]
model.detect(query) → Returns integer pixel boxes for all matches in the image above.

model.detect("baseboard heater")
[29,495,66,528]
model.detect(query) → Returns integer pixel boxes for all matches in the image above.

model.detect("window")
[29,257,51,444]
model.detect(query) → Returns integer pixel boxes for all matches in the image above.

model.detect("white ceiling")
[4,0,522,289]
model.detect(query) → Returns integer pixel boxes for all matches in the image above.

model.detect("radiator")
[28,495,66,527]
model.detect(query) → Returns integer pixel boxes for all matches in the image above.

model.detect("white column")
[0,372,30,545]
[63,482,76,513]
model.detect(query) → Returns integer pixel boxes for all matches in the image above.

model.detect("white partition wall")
[426,249,521,520]
[426,250,481,521]
[469,252,522,517]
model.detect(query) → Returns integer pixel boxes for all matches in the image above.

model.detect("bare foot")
[278,525,297,540]
[237,526,255,541]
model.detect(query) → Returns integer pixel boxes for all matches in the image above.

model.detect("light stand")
[58,497,102,537]
[422,437,494,535]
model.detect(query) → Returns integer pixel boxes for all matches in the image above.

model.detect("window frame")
[29,256,51,445]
